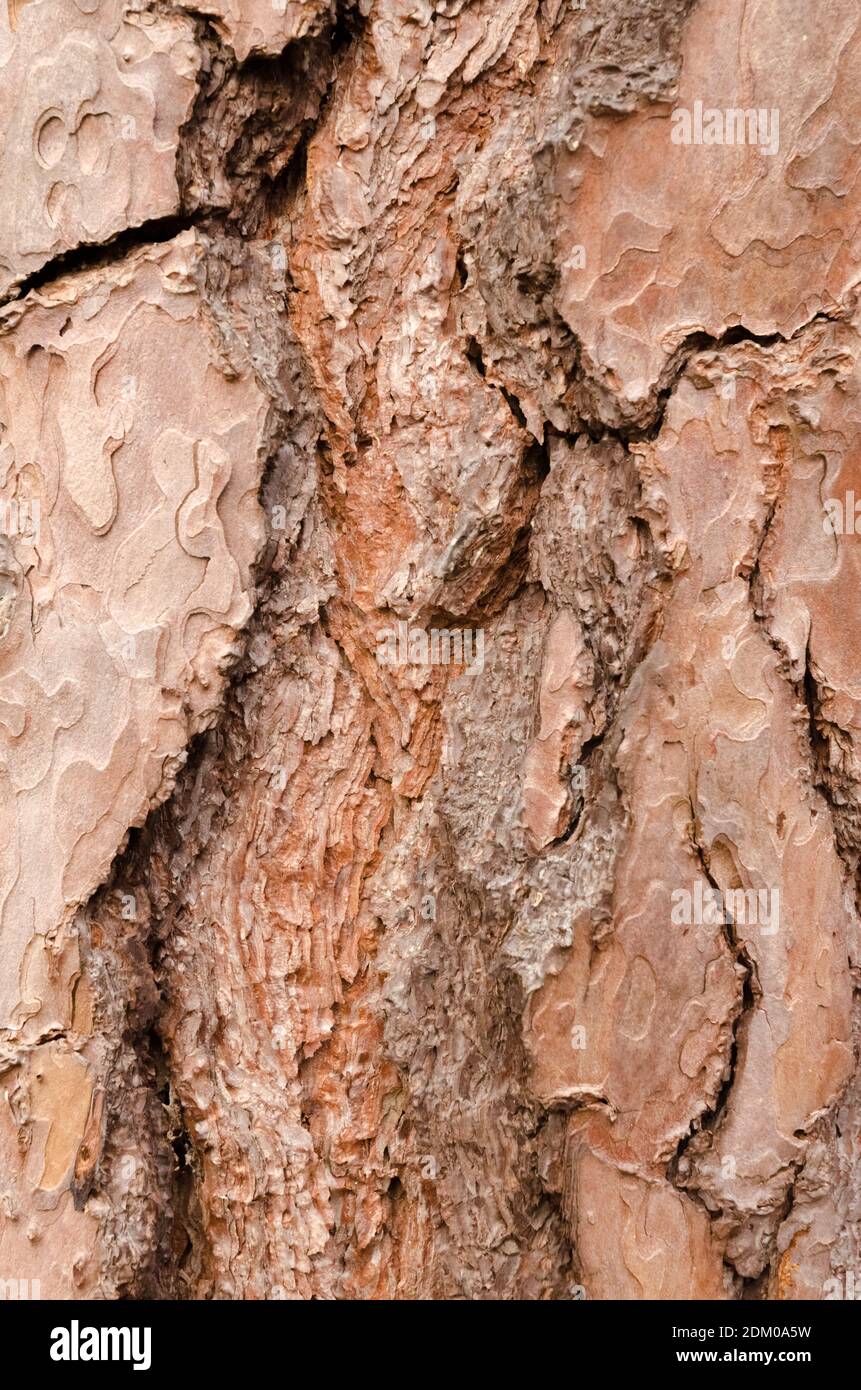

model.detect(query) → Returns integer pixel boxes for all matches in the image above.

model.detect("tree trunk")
[1,0,860,1301]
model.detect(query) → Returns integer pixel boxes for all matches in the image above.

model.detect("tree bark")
[1,0,860,1301]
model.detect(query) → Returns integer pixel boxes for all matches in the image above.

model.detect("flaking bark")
[1,0,860,1301]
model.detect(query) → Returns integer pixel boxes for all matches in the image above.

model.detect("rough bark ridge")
[1,0,860,1300]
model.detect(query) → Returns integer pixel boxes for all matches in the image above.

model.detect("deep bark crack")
[665,803,760,1240]
[1,213,205,306]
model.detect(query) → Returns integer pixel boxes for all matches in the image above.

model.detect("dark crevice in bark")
[463,328,536,440]
[549,732,606,846]
[92,635,298,1293]
[175,6,355,238]
[664,800,761,1284]
[69,244,316,1294]
[801,641,833,784]
[78,858,184,1296]
[143,1021,199,1292]
[665,797,820,1294]
[2,213,205,306]
[1,10,347,306]
[71,17,345,1291]
[500,384,529,430]
[742,444,861,923]
[576,308,852,449]
[743,501,861,1295]
[745,479,782,594]
[465,334,487,376]
[798,645,861,880]
[468,435,551,619]
[750,476,861,915]
[530,1118,581,1297]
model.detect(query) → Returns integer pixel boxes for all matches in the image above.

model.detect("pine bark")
[1,0,860,1300]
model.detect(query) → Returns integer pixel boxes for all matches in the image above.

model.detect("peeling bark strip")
[0,0,860,1303]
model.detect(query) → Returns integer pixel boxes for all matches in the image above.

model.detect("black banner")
[0,1295,854,1376]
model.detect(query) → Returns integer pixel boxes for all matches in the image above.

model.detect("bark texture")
[1,0,861,1301]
